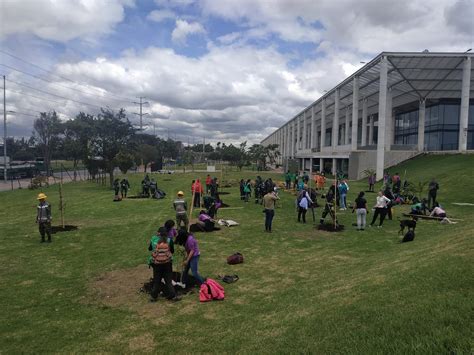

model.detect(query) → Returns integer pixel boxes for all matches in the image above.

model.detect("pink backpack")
[199,278,225,302]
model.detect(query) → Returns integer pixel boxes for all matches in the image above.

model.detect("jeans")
[183,255,204,286]
[194,193,201,207]
[340,193,346,209]
[297,207,307,223]
[356,208,367,229]
[264,209,275,231]
[370,207,387,226]
[151,262,176,299]
[285,181,291,189]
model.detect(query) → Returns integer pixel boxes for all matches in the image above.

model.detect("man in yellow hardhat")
[36,193,52,243]
[173,191,188,230]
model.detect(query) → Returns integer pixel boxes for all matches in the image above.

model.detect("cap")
[37,193,47,200]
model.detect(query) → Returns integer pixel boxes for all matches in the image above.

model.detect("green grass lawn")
[1,154,473,353]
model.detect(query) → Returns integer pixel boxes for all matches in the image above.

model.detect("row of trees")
[13,109,280,186]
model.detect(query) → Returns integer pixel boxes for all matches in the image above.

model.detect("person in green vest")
[290,171,297,190]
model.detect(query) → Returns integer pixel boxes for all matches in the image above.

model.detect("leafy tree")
[63,113,95,180]
[135,144,159,172]
[33,111,62,175]
[248,143,280,171]
[115,151,135,174]
[88,109,135,186]
[221,142,249,170]
[189,143,214,153]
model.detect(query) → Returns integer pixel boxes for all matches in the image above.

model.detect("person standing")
[243,179,251,202]
[428,178,439,209]
[292,172,298,190]
[297,189,313,223]
[353,191,368,231]
[173,191,189,230]
[149,227,180,302]
[176,229,205,286]
[205,174,212,195]
[36,193,52,243]
[338,180,348,210]
[113,178,120,197]
[370,191,391,227]
[263,188,279,232]
[285,170,291,190]
[163,220,178,241]
[120,178,130,198]
[193,179,203,207]
[368,174,375,192]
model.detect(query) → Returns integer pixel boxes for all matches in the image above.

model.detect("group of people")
[240,176,276,204]
[147,220,205,302]
[140,174,165,199]
[113,178,130,200]
[284,171,310,191]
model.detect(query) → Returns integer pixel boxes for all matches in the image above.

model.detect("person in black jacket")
[428,178,439,209]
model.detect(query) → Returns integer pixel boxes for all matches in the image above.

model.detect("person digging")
[36,193,52,243]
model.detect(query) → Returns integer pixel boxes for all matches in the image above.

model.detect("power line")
[0,49,134,102]
[6,78,103,109]
[0,63,134,105]
[133,96,149,131]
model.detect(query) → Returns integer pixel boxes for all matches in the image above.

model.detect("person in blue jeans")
[176,229,205,286]
[338,180,348,210]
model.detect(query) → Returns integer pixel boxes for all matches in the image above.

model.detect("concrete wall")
[348,150,422,180]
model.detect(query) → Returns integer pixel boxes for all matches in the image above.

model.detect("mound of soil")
[51,225,79,234]
[317,223,345,232]
[219,191,231,195]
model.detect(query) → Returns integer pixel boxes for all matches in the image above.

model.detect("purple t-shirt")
[167,228,178,239]
[198,213,211,222]
[185,235,200,256]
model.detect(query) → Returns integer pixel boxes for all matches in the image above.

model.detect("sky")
[1,0,473,145]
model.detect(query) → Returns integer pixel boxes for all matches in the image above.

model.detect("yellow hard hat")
[177,191,184,196]
[37,193,47,200]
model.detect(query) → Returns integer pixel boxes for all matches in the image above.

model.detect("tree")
[248,143,280,170]
[135,144,159,172]
[221,142,249,170]
[33,111,62,175]
[88,109,135,186]
[63,113,95,180]
[115,151,135,174]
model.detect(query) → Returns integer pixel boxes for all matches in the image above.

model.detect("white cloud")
[0,0,134,42]
[171,19,206,44]
[147,9,176,22]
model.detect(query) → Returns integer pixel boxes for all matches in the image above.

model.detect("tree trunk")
[109,169,114,188]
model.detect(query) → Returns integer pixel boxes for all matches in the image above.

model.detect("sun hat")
[37,193,47,200]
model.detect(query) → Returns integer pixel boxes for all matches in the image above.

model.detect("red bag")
[227,252,244,265]
[199,278,225,302]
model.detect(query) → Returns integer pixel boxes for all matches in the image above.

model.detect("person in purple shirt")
[163,219,178,241]
[176,229,205,286]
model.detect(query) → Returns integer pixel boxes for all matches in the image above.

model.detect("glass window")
[325,128,331,146]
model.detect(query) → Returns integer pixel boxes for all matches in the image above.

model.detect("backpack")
[227,252,244,265]
[152,242,172,264]
[199,278,225,302]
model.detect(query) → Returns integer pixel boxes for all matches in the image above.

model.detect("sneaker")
[169,296,182,302]
[361,228,365,231]
[149,297,157,303]
[377,225,382,228]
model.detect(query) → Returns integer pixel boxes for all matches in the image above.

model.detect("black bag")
[218,274,239,284]
[402,230,415,243]
[227,252,244,265]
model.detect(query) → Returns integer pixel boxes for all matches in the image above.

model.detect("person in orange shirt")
[192,179,204,207]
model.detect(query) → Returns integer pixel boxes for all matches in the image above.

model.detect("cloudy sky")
[1,0,472,144]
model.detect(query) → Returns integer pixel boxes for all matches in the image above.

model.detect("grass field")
[1,154,473,353]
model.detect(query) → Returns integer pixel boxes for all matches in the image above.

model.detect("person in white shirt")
[370,191,391,227]
[297,189,313,223]
[430,204,446,218]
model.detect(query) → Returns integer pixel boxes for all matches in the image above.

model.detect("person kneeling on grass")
[176,229,205,287]
[149,227,181,302]
[196,210,220,232]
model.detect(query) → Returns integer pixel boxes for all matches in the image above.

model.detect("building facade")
[261,52,473,180]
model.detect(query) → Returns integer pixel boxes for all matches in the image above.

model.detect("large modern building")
[262,51,473,180]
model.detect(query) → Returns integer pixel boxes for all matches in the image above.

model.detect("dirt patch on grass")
[86,264,188,322]
[51,225,79,234]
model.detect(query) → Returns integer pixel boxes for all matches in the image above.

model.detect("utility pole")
[3,75,7,182]
[133,96,149,131]
[203,137,205,154]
